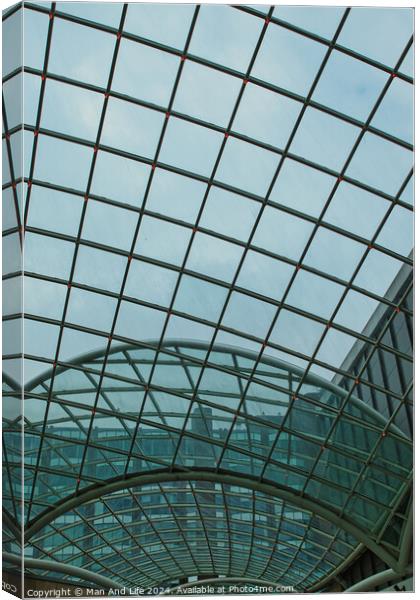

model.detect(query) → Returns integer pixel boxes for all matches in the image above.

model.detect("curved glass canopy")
[2,0,413,593]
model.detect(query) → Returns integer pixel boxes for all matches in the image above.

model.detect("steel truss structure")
[2,1,413,594]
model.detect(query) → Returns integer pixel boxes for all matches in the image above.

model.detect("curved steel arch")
[3,552,118,591]
[24,339,407,439]
[24,467,400,572]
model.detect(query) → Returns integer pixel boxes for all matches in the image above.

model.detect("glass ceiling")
[2,1,413,593]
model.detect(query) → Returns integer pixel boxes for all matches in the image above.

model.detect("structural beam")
[397,498,413,573]
[345,567,412,593]
[25,467,400,572]
[3,552,117,591]
[25,339,408,439]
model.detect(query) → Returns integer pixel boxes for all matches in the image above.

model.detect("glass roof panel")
[33,134,92,190]
[323,182,388,240]
[73,245,127,293]
[371,78,414,144]
[159,117,223,177]
[200,187,259,242]
[135,215,191,266]
[232,83,301,148]
[26,186,84,237]
[48,18,115,87]
[23,8,48,71]
[125,260,178,308]
[124,3,194,49]
[174,61,242,128]
[41,80,103,141]
[91,150,151,207]
[312,50,388,121]
[252,22,327,96]
[304,227,366,281]
[101,97,165,157]
[236,250,295,300]
[216,136,279,196]
[82,200,137,251]
[290,108,360,172]
[189,5,263,73]
[113,39,179,106]
[253,205,314,261]
[347,132,412,195]
[146,167,205,223]
[337,7,413,67]
[2,3,413,592]
[186,232,242,283]
[273,6,345,39]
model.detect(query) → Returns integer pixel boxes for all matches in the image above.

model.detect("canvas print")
[2,1,414,597]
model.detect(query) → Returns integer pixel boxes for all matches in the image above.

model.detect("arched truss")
[3,342,413,590]
[2,1,413,593]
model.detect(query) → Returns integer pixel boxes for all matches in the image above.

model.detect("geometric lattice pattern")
[2,2,413,593]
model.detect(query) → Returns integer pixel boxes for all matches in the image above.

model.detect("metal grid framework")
[2,1,413,593]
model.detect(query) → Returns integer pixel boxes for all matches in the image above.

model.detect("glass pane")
[24,73,42,126]
[313,50,387,121]
[253,206,314,261]
[290,108,360,172]
[270,309,325,356]
[125,259,178,308]
[146,167,205,223]
[24,232,75,280]
[41,80,103,141]
[3,9,22,76]
[33,134,92,190]
[337,7,413,67]
[91,150,151,207]
[3,73,22,131]
[124,3,194,49]
[216,137,278,196]
[371,78,413,144]
[316,328,358,369]
[24,277,67,321]
[304,227,366,281]
[26,185,84,237]
[347,133,412,195]
[334,290,380,335]
[82,200,137,251]
[112,39,179,105]
[273,6,345,39]
[135,215,191,266]
[56,1,123,28]
[66,288,117,333]
[353,250,405,297]
[376,205,413,256]
[73,246,127,293]
[174,61,242,128]
[49,18,115,88]
[323,182,388,240]
[200,186,259,242]
[174,275,228,323]
[101,98,165,158]
[189,5,263,73]
[286,270,344,320]
[159,117,223,177]
[233,83,301,148]
[236,250,295,300]
[23,8,48,71]
[186,232,243,283]
[222,292,277,340]
[115,301,166,342]
[252,24,327,96]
